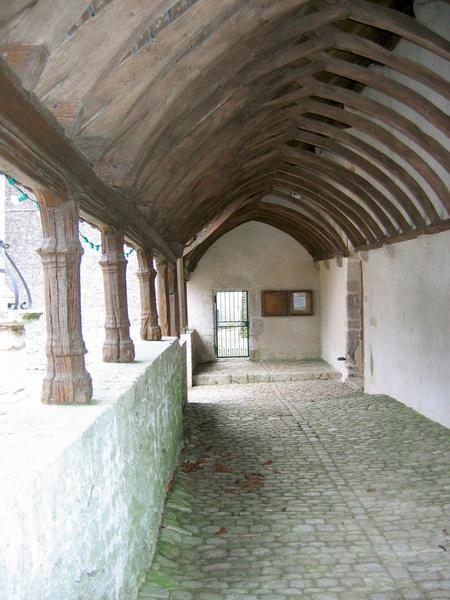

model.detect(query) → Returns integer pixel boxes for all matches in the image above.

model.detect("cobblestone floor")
[139,380,450,600]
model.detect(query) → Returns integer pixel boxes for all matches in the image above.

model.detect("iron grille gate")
[214,290,249,358]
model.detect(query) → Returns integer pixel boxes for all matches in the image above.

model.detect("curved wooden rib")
[1,0,449,262]
[185,200,350,272]
[289,116,440,223]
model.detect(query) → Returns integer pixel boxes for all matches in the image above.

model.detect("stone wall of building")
[2,179,44,310]
[318,257,363,381]
[187,221,321,362]
[0,175,143,362]
[319,258,347,375]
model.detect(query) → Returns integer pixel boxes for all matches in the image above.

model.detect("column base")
[42,369,93,404]
[141,322,162,341]
[103,338,135,363]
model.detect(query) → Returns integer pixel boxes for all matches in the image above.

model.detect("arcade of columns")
[36,192,188,405]
[1,0,448,405]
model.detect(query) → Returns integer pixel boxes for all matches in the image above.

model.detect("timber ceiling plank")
[0,0,448,261]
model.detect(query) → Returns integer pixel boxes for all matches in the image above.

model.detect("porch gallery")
[0,0,449,598]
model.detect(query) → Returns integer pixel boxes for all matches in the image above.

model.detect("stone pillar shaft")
[99,228,135,362]
[136,248,161,341]
[37,196,92,404]
[156,259,170,337]
[346,257,362,378]
[168,264,180,337]
[177,257,188,333]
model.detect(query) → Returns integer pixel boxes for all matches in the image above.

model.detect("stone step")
[193,369,340,386]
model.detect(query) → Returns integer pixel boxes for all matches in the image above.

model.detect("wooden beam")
[0,43,48,90]
[0,59,177,262]
[183,197,251,256]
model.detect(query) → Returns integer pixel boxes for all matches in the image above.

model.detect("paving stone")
[138,379,450,598]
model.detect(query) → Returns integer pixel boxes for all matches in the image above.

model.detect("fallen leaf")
[262,460,273,466]
[242,473,265,491]
[245,473,265,480]
[215,462,234,473]
[182,458,208,473]
[438,545,447,552]
[224,487,240,496]
[166,475,176,493]
[214,527,228,536]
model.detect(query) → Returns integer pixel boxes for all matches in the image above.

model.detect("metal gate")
[214,290,249,358]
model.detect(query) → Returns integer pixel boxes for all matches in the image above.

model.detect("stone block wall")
[0,339,184,600]
[345,258,362,379]
[318,257,362,379]
[2,179,44,309]
[1,175,143,364]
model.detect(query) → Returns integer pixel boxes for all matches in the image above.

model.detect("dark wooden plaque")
[261,290,288,317]
[261,290,313,316]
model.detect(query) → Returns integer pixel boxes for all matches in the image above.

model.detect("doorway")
[214,290,249,358]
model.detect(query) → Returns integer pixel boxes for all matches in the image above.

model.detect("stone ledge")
[0,338,185,600]
[193,368,340,387]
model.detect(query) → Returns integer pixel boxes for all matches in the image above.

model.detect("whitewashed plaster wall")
[187,221,321,362]
[0,339,185,600]
[319,259,347,375]
[363,230,450,429]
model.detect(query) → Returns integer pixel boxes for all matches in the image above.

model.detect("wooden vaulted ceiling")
[0,0,449,263]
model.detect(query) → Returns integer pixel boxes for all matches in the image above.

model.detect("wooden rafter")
[0,0,448,261]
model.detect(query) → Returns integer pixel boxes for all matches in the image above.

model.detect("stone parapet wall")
[0,339,184,600]
[180,329,200,388]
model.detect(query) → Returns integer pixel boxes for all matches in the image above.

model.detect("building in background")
[0,174,141,358]
[0,174,43,312]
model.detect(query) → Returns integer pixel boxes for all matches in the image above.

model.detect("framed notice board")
[261,290,313,317]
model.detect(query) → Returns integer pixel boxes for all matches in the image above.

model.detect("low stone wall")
[180,329,198,388]
[0,339,185,600]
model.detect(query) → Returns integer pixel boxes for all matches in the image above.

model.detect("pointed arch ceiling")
[184,198,350,271]
[1,0,449,260]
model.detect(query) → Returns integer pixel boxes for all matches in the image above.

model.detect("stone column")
[99,227,135,362]
[37,194,92,404]
[136,248,161,341]
[177,257,188,333]
[156,258,170,337]
[346,257,362,378]
[168,263,180,337]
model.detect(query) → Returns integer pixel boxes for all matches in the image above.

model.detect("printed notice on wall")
[292,292,307,311]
